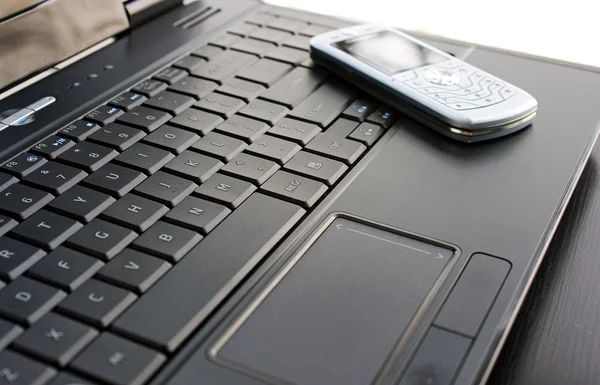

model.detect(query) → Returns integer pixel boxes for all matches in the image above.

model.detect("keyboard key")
[191,44,223,60]
[153,67,187,85]
[23,161,87,195]
[144,91,195,115]
[284,151,348,185]
[113,193,304,352]
[48,186,115,223]
[28,247,104,292]
[58,279,136,327]
[349,122,385,146]
[0,237,46,281]
[0,172,17,192]
[231,38,277,56]
[249,27,292,44]
[305,133,367,164]
[134,171,197,207]
[208,34,242,48]
[0,277,66,326]
[132,221,202,263]
[1,152,46,177]
[97,249,171,292]
[85,105,124,125]
[0,215,18,236]
[101,194,168,232]
[142,125,199,154]
[299,23,332,37]
[245,12,273,26]
[237,58,292,86]
[58,120,100,142]
[268,117,321,144]
[0,319,22,351]
[228,22,259,36]
[246,134,301,164]
[172,56,205,72]
[221,153,279,185]
[57,141,118,172]
[71,333,165,385]
[217,77,265,101]
[163,151,223,184]
[261,170,328,208]
[215,115,269,142]
[289,80,358,127]
[67,219,137,261]
[342,98,378,122]
[266,18,308,33]
[164,196,230,234]
[11,210,82,250]
[261,67,326,108]
[13,313,98,367]
[88,123,145,151]
[195,92,245,118]
[191,50,257,82]
[108,91,147,111]
[367,106,397,128]
[169,108,223,135]
[168,76,217,99]
[194,173,256,209]
[191,132,246,162]
[83,163,147,198]
[238,99,289,125]
[131,79,168,97]
[116,106,172,132]
[31,135,75,159]
[265,46,309,65]
[0,183,54,220]
[282,34,311,51]
[48,373,95,385]
[115,143,175,175]
[325,117,359,137]
[0,351,56,385]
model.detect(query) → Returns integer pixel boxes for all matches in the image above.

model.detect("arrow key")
[13,312,98,367]
[97,249,171,294]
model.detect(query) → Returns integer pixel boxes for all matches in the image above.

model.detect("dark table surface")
[488,149,600,385]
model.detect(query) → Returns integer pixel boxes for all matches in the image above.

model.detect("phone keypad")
[397,60,517,110]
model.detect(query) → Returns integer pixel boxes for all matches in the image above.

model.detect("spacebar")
[113,193,305,352]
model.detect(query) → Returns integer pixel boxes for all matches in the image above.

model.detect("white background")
[265,0,600,68]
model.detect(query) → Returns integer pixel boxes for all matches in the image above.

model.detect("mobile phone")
[310,25,538,142]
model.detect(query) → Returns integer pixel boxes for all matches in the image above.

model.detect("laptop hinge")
[126,0,183,28]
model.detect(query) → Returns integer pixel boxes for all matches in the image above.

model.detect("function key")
[108,91,147,111]
[58,120,100,142]
[85,105,124,126]
[342,99,378,122]
[117,106,172,133]
[172,56,205,72]
[1,152,46,177]
[132,79,168,97]
[0,183,54,220]
[57,141,118,172]
[31,135,75,159]
[153,67,187,85]
[366,106,397,128]
[191,44,223,60]
[169,76,217,99]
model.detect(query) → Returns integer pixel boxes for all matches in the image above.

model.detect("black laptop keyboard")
[0,9,397,385]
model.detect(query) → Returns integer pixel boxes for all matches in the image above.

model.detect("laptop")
[0,0,599,384]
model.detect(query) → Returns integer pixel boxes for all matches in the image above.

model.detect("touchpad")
[212,217,456,385]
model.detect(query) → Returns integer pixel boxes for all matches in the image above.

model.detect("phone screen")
[334,31,446,75]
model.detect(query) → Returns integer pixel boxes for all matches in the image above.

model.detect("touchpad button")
[213,217,456,385]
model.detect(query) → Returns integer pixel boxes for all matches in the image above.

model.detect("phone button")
[445,101,479,110]
[500,86,517,100]
[423,69,461,86]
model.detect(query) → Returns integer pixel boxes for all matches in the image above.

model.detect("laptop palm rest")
[211,217,456,385]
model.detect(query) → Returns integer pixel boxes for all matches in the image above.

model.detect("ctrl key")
[71,333,166,385]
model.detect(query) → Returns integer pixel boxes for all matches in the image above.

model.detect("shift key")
[113,193,305,352]
[289,80,358,128]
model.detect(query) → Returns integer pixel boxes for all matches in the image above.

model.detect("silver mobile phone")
[310,25,538,142]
